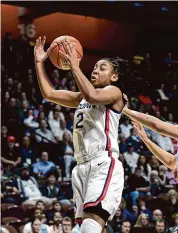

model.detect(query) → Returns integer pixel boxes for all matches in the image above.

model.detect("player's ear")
[111,73,119,82]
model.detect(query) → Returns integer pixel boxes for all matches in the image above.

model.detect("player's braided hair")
[103,57,150,96]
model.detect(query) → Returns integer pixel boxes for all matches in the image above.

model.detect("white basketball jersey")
[73,98,122,163]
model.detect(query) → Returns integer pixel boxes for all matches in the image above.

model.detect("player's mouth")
[91,75,98,82]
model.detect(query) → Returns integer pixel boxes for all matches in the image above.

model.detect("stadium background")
[1,2,178,233]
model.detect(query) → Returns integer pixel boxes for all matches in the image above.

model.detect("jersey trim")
[75,218,83,225]
[105,108,111,151]
[83,156,115,209]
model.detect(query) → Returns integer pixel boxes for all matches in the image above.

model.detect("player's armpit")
[46,90,82,108]
[85,86,122,105]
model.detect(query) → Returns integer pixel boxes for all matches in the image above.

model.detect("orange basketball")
[49,36,83,70]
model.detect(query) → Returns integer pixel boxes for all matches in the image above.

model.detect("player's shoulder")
[104,85,122,92]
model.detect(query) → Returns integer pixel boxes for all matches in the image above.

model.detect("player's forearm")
[124,108,178,139]
[123,108,159,130]
[35,62,53,99]
[71,66,96,102]
[142,137,176,170]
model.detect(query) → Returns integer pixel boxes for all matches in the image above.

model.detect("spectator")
[127,167,150,206]
[108,206,123,232]
[16,166,52,206]
[123,143,139,173]
[33,151,56,179]
[152,210,163,225]
[119,220,131,233]
[154,219,167,233]
[36,200,45,212]
[24,109,39,129]
[119,198,138,224]
[1,178,20,203]
[149,170,162,196]
[62,217,73,233]
[35,120,55,143]
[19,136,36,166]
[119,154,131,181]
[165,189,178,226]
[31,218,42,233]
[4,98,20,125]
[149,156,160,171]
[47,201,63,223]
[57,120,72,142]
[154,134,174,153]
[167,113,177,125]
[126,128,140,152]
[1,136,21,171]
[23,213,49,233]
[37,111,47,123]
[137,154,152,181]
[66,112,74,132]
[3,91,11,108]
[120,118,133,139]
[49,212,63,233]
[169,214,178,233]
[137,197,152,221]
[62,132,75,178]
[19,100,30,121]
[119,134,128,154]
[158,165,168,187]
[41,171,70,205]
[48,110,61,138]
[134,213,152,227]
[1,125,8,149]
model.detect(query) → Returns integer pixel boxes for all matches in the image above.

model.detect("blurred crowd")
[1,32,178,233]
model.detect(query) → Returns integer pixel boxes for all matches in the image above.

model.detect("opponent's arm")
[34,37,81,108]
[59,41,122,105]
[133,122,177,170]
[123,107,178,139]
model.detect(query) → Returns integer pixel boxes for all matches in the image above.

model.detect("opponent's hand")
[132,121,148,141]
[123,93,129,108]
[59,40,80,69]
[34,36,51,63]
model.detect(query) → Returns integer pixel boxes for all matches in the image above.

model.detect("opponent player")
[34,36,129,233]
[132,121,178,180]
[123,101,178,179]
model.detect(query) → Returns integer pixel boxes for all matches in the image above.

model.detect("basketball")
[49,36,83,70]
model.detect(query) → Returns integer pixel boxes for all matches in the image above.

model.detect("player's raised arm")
[133,121,177,171]
[34,36,82,108]
[58,41,122,105]
[123,106,178,139]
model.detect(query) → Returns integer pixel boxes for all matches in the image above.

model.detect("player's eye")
[100,66,106,71]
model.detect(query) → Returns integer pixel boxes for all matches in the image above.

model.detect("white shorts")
[72,152,124,222]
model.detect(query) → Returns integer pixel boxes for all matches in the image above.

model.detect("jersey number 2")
[76,113,83,129]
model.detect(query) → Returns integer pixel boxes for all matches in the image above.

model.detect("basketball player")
[123,103,178,179]
[34,36,127,233]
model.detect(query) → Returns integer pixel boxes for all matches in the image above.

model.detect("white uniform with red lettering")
[72,98,124,222]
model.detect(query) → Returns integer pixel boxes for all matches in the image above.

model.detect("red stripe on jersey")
[105,108,111,152]
[83,157,115,209]
[75,218,83,225]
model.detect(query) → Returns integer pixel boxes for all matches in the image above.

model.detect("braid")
[103,57,150,97]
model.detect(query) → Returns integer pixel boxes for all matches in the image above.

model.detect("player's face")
[91,60,118,88]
